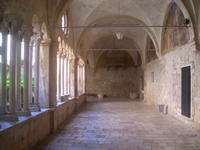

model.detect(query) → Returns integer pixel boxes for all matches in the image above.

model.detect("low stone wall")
[77,93,87,111]
[0,93,87,150]
[0,110,51,150]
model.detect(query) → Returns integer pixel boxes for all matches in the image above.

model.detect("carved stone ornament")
[0,21,9,35]
[57,51,61,58]
[3,14,22,34]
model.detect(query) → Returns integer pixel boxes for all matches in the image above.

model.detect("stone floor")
[35,98,200,150]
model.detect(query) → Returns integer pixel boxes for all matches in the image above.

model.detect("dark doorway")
[181,66,191,118]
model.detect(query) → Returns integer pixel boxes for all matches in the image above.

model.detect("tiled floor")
[35,98,200,150]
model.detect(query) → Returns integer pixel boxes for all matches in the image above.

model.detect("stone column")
[0,23,9,117]
[80,65,83,93]
[28,41,33,106]
[141,64,146,100]
[8,19,20,120]
[57,52,61,101]
[21,28,32,115]
[15,31,23,113]
[39,38,51,108]
[68,55,71,96]
[70,55,76,97]
[83,65,86,93]
[64,54,68,96]
[77,64,80,95]
[49,38,58,108]
[61,54,65,97]
[32,33,42,111]
[74,57,79,98]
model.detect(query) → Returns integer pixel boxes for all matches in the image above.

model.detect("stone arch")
[41,22,48,39]
[76,15,160,58]
[145,35,157,64]
[62,40,65,54]
[58,36,62,52]
[32,15,40,32]
[85,35,144,67]
[65,43,68,53]
[86,51,95,69]
[95,50,136,69]
[69,46,72,54]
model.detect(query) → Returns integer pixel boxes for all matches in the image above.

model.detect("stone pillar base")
[29,103,41,112]
[16,110,31,116]
[57,98,62,103]
[29,106,41,112]
[0,114,18,121]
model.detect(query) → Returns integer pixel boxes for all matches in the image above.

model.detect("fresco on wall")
[146,35,157,63]
[162,2,190,55]
[97,50,135,69]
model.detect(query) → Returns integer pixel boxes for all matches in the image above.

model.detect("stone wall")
[144,41,200,131]
[86,68,140,98]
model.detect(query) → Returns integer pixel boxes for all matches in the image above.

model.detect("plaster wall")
[144,41,200,131]
[86,68,140,98]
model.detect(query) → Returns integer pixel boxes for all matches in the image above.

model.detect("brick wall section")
[86,68,140,98]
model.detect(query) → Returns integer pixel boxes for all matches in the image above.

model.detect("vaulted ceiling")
[51,0,199,64]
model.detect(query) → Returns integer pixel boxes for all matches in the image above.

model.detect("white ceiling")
[67,0,174,59]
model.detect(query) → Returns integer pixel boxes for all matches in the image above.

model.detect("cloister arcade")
[0,0,200,149]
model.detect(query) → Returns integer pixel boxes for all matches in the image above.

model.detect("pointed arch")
[32,15,40,32]
[41,22,48,39]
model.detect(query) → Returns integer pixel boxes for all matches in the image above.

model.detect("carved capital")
[65,53,68,58]
[0,21,9,35]
[61,54,66,59]
[68,54,72,60]
[72,55,76,61]
[57,51,61,58]
[4,14,22,34]
[23,30,33,42]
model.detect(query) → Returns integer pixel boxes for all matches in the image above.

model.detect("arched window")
[62,15,65,32]
[61,10,69,37]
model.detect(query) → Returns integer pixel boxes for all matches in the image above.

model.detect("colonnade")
[56,45,74,102]
[0,16,41,121]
